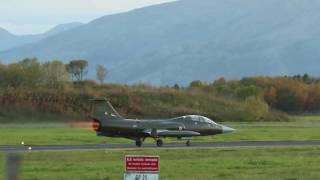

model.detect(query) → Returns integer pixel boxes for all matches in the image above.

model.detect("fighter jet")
[90,98,235,147]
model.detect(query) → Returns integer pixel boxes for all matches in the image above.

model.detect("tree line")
[0,58,108,88]
[1,58,319,122]
[189,75,320,113]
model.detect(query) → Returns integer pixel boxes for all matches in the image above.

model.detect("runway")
[1,140,320,152]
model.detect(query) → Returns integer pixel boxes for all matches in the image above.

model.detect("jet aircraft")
[90,98,235,147]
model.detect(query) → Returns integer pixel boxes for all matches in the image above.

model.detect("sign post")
[124,155,160,180]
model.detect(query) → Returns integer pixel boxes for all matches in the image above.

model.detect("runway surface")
[1,140,320,152]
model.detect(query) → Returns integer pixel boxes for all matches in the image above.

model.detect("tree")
[173,84,180,90]
[189,80,204,88]
[0,63,8,87]
[213,77,226,86]
[96,64,108,84]
[234,85,261,99]
[15,58,43,87]
[245,96,269,121]
[42,60,69,88]
[302,73,312,84]
[66,60,88,81]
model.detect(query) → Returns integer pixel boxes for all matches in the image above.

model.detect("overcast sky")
[0,0,176,35]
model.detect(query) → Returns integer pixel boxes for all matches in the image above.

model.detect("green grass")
[1,116,319,179]
[1,119,320,145]
[0,109,76,123]
[1,147,320,179]
[293,115,320,122]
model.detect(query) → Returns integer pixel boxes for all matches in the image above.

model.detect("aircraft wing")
[144,129,201,137]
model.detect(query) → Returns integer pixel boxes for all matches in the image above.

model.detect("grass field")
[1,147,320,180]
[1,116,319,179]
[0,116,319,145]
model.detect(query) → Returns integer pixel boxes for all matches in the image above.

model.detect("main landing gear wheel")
[136,140,142,147]
[156,139,163,147]
[186,140,191,146]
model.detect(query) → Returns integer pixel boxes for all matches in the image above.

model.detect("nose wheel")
[156,139,163,147]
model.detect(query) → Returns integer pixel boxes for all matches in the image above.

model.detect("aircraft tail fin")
[89,98,123,120]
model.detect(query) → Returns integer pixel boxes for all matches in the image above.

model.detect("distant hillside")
[0,27,20,51]
[1,0,320,85]
[0,22,83,51]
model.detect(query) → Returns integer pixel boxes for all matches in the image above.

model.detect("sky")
[0,0,176,35]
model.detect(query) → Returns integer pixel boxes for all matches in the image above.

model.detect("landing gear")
[156,139,163,147]
[186,140,191,146]
[135,140,142,147]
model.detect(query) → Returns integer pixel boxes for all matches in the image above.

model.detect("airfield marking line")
[1,140,320,152]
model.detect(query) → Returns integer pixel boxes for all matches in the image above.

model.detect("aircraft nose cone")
[222,126,235,134]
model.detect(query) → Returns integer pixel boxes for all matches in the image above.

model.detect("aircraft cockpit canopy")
[184,115,217,125]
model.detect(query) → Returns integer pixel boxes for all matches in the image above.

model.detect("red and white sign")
[125,155,160,172]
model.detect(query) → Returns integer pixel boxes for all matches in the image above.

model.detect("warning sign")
[125,155,160,172]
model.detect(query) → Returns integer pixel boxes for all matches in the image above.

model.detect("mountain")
[43,22,83,37]
[0,27,19,51]
[0,22,83,51]
[1,0,320,85]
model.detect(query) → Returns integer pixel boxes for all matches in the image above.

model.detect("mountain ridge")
[1,0,320,85]
[0,22,83,51]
